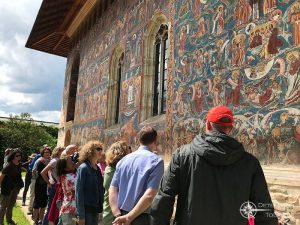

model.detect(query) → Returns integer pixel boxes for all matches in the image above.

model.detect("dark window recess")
[153,24,168,116]
[66,55,80,122]
[114,53,124,125]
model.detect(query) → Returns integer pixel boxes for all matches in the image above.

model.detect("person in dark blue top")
[76,141,104,225]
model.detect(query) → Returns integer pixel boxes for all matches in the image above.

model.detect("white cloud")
[0,0,66,123]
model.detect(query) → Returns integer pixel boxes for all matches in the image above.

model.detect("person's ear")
[206,121,212,132]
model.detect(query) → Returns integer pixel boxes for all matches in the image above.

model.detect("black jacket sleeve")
[150,149,181,225]
[250,159,278,225]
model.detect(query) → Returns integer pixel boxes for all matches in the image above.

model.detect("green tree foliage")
[0,113,58,165]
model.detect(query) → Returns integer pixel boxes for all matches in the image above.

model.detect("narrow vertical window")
[153,24,168,116]
[115,53,123,124]
[107,48,124,128]
[66,55,80,122]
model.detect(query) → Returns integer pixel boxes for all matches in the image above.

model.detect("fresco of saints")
[235,0,252,26]
[263,0,276,15]
[226,70,241,107]
[267,27,283,55]
[249,30,263,48]
[288,3,300,46]
[193,0,201,18]
[212,5,225,35]
[212,75,223,106]
[174,87,185,117]
[232,35,245,67]
[285,51,300,105]
[192,81,202,113]
[193,17,206,38]
[258,80,281,106]
[178,25,188,55]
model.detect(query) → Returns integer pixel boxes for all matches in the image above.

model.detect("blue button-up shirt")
[110,145,164,212]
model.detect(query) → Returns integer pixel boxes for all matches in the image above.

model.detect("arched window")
[66,54,80,122]
[107,47,124,127]
[141,13,169,122]
[153,24,169,116]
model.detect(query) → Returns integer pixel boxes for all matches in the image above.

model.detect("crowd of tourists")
[0,106,279,225]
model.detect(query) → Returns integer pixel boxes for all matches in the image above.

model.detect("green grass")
[4,205,30,225]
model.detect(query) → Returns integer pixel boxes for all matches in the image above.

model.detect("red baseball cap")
[206,105,234,126]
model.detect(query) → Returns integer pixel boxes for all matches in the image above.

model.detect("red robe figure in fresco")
[235,0,252,26]
[268,28,283,54]
[264,0,276,14]
[214,5,225,35]
[178,25,187,55]
[193,0,201,18]
[290,12,300,46]
[195,18,206,38]
[232,39,239,66]
[192,82,202,113]
[237,40,245,66]
[227,73,241,107]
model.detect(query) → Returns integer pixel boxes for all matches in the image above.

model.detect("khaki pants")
[0,188,19,223]
[28,179,36,212]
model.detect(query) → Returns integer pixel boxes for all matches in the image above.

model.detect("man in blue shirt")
[109,126,164,225]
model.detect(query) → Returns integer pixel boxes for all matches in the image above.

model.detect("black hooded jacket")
[150,131,278,225]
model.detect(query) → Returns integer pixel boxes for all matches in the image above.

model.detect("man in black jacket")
[150,105,278,225]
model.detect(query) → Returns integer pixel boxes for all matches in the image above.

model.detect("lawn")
[4,205,30,225]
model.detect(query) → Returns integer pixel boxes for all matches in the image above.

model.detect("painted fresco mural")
[57,1,300,222]
[61,0,300,167]
[61,0,171,150]
[172,0,300,165]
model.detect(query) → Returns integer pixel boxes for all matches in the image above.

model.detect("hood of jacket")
[190,131,245,166]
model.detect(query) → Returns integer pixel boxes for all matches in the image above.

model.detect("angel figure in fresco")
[226,70,241,107]
[288,3,300,46]
[263,0,276,15]
[285,51,300,105]
[235,0,252,26]
[212,5,225,35]
[178,25,188,55]
[191,81,202,113]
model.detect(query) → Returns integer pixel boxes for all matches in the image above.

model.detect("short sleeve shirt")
[48,158,59,184]
[110,146,164,212]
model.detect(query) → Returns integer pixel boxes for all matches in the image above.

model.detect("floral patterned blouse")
[60,173,76,215]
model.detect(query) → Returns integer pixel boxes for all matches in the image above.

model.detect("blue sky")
[0,0,66,122]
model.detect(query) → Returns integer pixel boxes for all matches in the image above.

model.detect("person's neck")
[141,144,155,152]
[90,158,98,168]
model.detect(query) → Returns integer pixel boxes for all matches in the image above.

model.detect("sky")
[0,0,66,123]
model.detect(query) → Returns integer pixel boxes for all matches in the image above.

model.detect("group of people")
[0,106,279,225]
